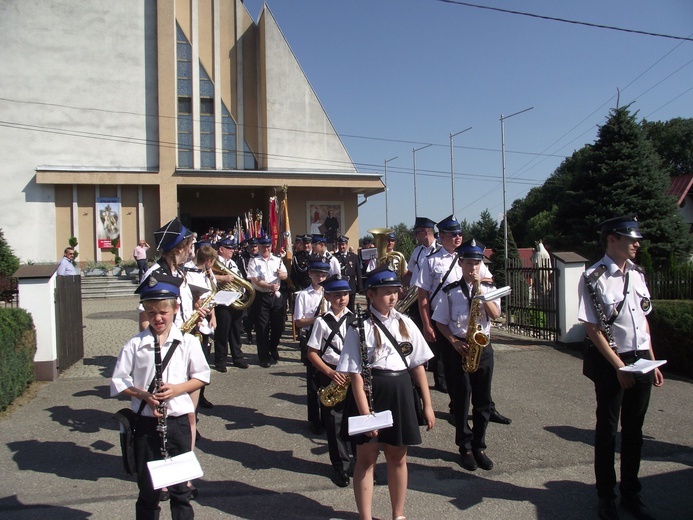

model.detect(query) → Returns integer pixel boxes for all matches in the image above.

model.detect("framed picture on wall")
[307,201,344,246]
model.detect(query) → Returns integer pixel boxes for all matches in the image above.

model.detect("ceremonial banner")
[96,198,121,249]
[269,197,279,251]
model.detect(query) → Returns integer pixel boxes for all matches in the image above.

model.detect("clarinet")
[355,304,373,413]
[583,273,618,352]
[152,333,169,458]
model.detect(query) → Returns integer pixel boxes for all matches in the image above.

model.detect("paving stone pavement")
[1,295,692,519]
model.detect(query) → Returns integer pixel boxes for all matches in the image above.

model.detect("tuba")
[212,259,256,310]
[463,278,490,373]
[368,228,407,277]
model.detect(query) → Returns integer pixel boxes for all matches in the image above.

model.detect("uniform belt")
[371,368,407,376]
[618,350,645,362]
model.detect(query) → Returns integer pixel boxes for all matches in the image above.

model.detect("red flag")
[269,197,279,251]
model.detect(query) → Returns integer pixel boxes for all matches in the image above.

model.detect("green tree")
[642,117,693,177]
[0,229,20,277]
[555,106,692,265]
[391,222,415,260]
[469,209,499,246]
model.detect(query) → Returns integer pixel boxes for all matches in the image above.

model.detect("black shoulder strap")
[588,264,607,285]
[369,313,411,368]
[136,339,181,417]
[429,253,459,303]
[320,314,351,355]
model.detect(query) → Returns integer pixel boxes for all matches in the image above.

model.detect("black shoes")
[598,498,619,520]
[233,359,249,369]
[332,469,350,488]
[309,421,324,435]
[260,361,271,368]
[489,409,512,425]
[215,363,227,373]
[620,495,656,520]
[460,450,477,471]
[433,382,448,393]
[473,450,494,470]
[198,395,214,409]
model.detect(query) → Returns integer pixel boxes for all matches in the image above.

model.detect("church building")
[0,0,383,264]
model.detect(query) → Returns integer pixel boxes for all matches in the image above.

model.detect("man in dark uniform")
[237,238,259,344]
[291,235,313,290]
[578,215,664,520]
[333,235,361,312]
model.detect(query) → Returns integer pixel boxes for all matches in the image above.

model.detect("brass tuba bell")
[367,228,407,278]
[212,259,256,310]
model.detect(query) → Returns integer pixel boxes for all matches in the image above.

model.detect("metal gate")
[55,275,84,372]
[505,258,557,341]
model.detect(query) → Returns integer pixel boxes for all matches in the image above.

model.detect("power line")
[435,0,693,42]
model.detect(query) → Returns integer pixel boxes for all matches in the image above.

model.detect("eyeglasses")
[443,231,463,238]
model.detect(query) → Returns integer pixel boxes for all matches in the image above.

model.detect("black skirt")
[346,369,422,447]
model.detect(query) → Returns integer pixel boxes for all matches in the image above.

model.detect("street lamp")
[384,156,398,228]
[449,127,472,215]
[412,143,432,216]
[500,106,533,296]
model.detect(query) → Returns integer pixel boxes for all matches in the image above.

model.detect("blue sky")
[244,0,693,238]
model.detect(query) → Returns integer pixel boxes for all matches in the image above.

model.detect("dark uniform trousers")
[252,291,285,363]
[316,370,353,471]
[409,304,446,389]
[305,354,321,424]
[443,340,494,450]
[593,350,653,499]
[134,415,193,520]
[214,305,244,366]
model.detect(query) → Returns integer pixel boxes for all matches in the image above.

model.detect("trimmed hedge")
[0,308,36,411]
[649,300,693,379]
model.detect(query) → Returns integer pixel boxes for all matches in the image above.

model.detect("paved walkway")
[0,296,691,519]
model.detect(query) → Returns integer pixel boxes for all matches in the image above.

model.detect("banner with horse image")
[96,198,121,249]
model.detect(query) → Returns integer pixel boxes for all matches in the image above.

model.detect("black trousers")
[593,350,654,499]
[134,415,193,520]
[317,370,353,472]
[214,305,244,366]
[251,292,285,363]
[443,340,494,451]
[409,305,446,388]
[306,363,321,423]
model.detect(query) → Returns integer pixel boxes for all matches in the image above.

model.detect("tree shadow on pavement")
[0,495,92,520]
[545,425,693,463]
[45,406,117,434]
[81,355,117,378]
[194,479,358,519]
[201,403,307,436]
[6,440,124,482]
[72,384,111,400]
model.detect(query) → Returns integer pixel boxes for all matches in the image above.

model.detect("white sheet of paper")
[348,410,394,436]
[474,286,512,301]
[213,291,242,307]
[147,451,203,489]
[618,358,667,375]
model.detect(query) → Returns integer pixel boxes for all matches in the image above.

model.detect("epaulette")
[587,264,607,284]
[426,248,442,258]
[633,264,645,275]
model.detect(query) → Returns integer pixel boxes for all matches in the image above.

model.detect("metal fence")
[56,275,84,372]
[505,258,557,341]
[646,268,693,300]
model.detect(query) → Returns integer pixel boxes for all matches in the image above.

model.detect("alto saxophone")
[319,374,351,407]
[463,278,490,373]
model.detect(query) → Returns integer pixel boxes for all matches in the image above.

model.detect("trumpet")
[212,259,255,310]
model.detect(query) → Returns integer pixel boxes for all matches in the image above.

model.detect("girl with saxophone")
[432,239,501,472]
[111,272,210,520]
[337,266,435,520]
[306,273,355,488]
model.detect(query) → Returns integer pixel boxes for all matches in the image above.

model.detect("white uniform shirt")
[324,252,342,277]
[406,241,439,283]
[577,254,652,354]
[56,256,77,276]
[336,306,433,373]
[307,308,352,366]
[247,254,287,292]
[432,281,500,337]
[110,326,211,418]
[185,266,216,335]
[294,285,327,331]
[414,248,492,310]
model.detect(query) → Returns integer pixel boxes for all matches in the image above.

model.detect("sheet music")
[348,410,394,436]
[147,451,203,489]
[618,358,667,375]
[214,291,242,307]
[474,286,512,302]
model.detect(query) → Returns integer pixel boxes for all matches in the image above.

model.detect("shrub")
[0,308,36,411]
[0,229,20,277]
[649,300,693,379]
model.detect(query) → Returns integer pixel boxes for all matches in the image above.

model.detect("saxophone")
[319,374,351,407]
[463,278,490,373]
